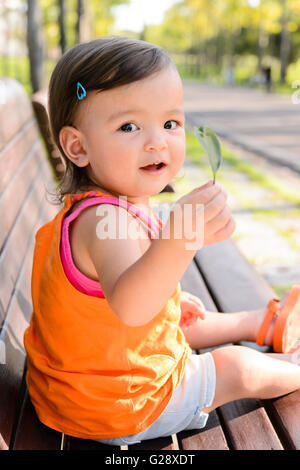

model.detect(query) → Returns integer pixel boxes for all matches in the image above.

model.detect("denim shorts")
[96,352,216,446]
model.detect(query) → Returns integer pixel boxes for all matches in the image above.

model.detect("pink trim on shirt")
[60,194,163,297]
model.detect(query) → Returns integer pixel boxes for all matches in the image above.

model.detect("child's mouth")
[140,162,166,174]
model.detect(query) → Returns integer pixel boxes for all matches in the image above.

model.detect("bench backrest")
[0,78,58,449]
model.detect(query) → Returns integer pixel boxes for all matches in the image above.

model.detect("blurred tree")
[87,0,130,38]
[58,0,66,53]
[145,0,300,86]
[253,0,300,83]
[40,0,129,54]
[27,0,45,91]
[76,0,84,43]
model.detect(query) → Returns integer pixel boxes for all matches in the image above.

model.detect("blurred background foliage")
[0,0,300,95]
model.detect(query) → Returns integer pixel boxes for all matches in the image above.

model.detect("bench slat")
[178,411,229,450]
[0,141,46,250]
[0,79,33,151]
[219,399,283,450]
[0,119,38,196]
[0,160,57,322]
[181,259,217,311]
[264,392,300,450]
[195,239,274,312]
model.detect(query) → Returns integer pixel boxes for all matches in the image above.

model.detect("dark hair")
[48,35,177,202]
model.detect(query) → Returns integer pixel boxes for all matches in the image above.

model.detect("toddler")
[24,36,300,446]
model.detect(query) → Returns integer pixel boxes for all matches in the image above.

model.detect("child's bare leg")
[182,308,269,350]
[202,345,300,414]
[182,293,291,350]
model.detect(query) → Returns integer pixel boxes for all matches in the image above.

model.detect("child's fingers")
[206,205,231,232]
[188,181,222,206]
[187,299,206,319]
[210,216,236,244]
[185,292,206,313]
[204,192,228,224]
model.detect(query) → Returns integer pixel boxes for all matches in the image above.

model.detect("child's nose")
[144,130,167,152]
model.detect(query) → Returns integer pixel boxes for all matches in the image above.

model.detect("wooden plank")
[195,239,274,353]
[218,399,283,450]
[0,78,33,151]
[178,411,229,450]
[0,119,38,196]
[0,141,45,249]
[181,258,217,311]
[263,391,300,450]
[0,160,57,321]
[195,239,274,312]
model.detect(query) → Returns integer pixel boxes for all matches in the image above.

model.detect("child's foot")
[255,292,288,346]
[255,286,300,353]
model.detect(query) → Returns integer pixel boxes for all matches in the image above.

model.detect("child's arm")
[82,182,235,326]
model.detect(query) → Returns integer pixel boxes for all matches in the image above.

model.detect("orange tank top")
[24,191,192,439]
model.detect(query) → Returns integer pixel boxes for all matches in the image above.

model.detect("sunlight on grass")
[185,129,300,206]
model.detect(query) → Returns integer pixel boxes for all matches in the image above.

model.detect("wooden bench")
[1,78,299,451]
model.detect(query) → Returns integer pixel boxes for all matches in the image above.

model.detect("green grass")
[272,285,292,298]
[185,129,300,259]
[185,130,300,206]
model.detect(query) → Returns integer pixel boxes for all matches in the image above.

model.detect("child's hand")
[181,291,206,319]
[172,180,236,248]
[179,291,206,329]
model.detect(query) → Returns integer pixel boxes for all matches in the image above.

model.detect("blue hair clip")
[76,81,87,100]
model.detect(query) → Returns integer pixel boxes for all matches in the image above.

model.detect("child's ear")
[59,126,89,168]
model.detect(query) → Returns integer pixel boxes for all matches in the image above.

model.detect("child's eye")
[119,123,138,132]
[119,120,180,133]
[164,120,179,130]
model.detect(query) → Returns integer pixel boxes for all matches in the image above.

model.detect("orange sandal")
[256,285,300,353]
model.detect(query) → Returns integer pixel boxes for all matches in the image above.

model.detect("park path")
[176,80,300,296]
[182,80,300,174]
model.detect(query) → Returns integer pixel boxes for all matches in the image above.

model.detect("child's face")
[72,65,185,204]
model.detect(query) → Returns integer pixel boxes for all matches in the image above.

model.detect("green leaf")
[194,126,222,183]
